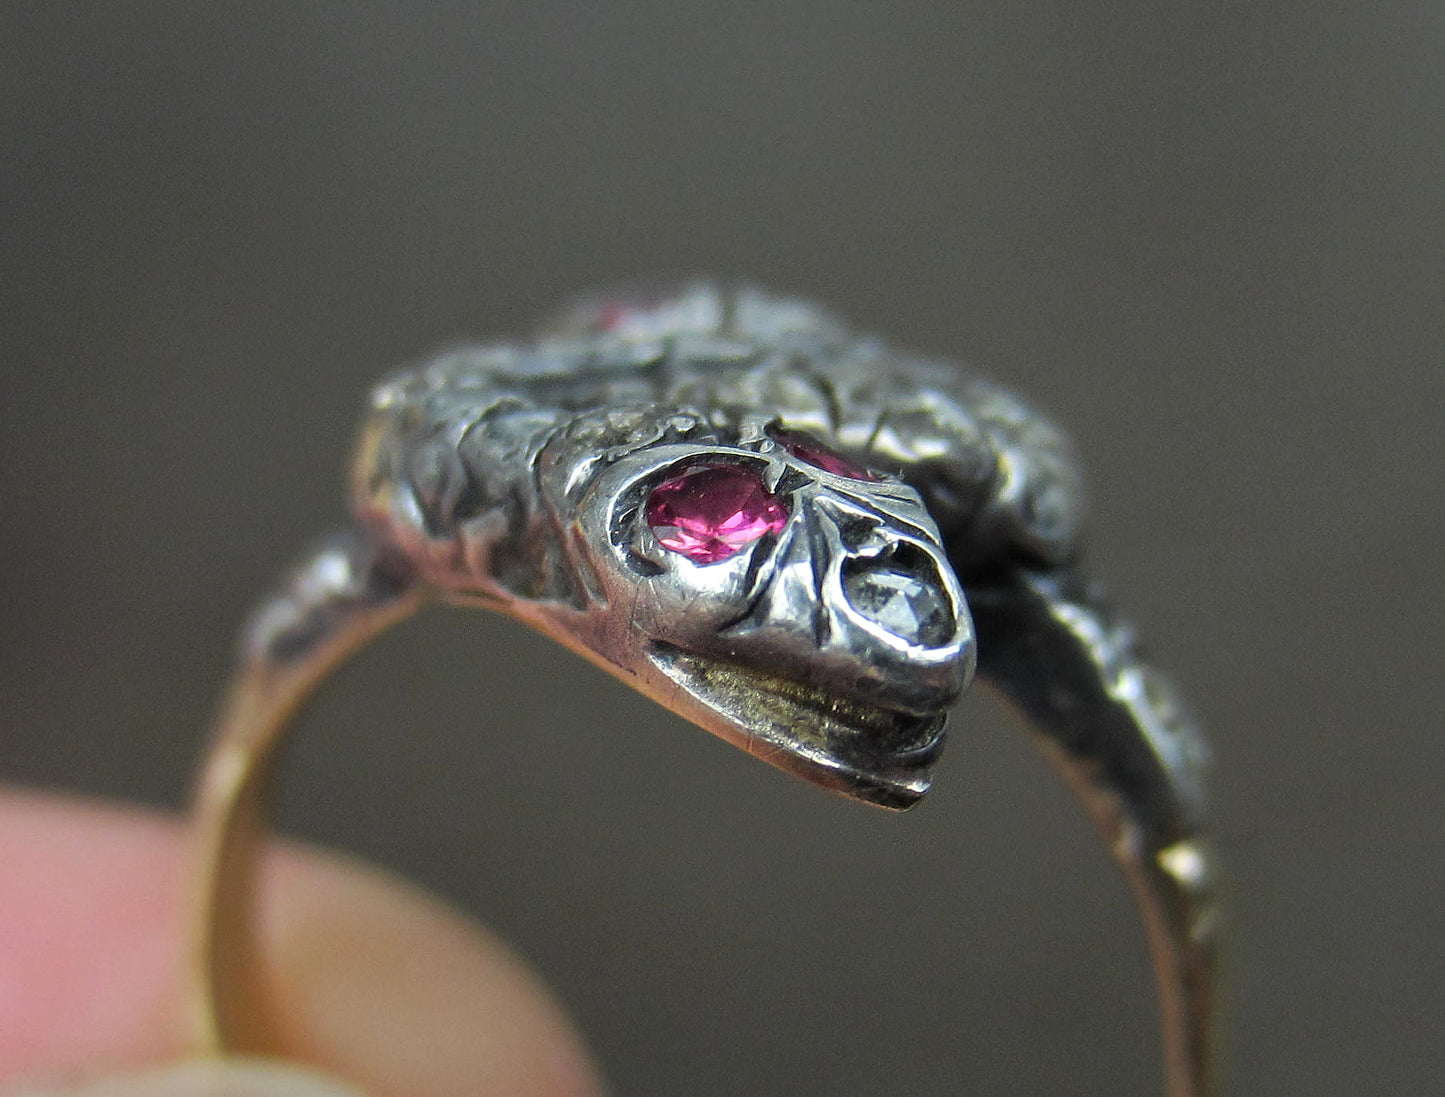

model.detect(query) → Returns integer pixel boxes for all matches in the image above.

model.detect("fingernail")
[9,1058,371,1097]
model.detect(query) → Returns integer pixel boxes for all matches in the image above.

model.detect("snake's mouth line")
[647,642,947,810]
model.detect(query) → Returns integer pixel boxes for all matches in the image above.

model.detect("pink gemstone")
[770,427,879,481]
[645,463,789,563]
[595,300,633,332]
[595,300,630,330]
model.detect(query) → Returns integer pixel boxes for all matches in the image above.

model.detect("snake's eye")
[644,462,789,564]
[769,427,879,481]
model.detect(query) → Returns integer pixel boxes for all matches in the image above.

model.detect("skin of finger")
[0,790,604,1097]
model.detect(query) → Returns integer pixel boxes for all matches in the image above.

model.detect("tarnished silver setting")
[187,284,1219,1095]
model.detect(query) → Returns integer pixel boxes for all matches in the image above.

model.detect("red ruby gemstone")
[770,427,879,481]
[645,463,789,564]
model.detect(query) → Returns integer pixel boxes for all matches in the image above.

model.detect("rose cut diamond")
[843,559,954,647]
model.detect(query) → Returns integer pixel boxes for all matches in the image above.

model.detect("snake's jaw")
[545,436,973,810]
[641,642,954,810]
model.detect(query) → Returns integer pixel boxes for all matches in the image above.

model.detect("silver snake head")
[354,284,1079,809]
[551,413,973,809]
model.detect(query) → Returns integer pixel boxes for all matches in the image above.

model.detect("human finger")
[0,789,603,1097]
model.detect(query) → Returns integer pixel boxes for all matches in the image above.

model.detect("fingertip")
[264,848,605,1097]
[0,791,605,1097]
[0,790,182,1075]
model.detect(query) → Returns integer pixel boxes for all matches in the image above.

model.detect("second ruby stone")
[645,463,789,564]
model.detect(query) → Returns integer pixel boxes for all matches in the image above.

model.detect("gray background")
[3,3,1441,1094]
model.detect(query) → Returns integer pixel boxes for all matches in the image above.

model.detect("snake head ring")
[188,283,1218,1096]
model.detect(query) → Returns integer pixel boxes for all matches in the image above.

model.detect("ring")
[185,283,1220,1095]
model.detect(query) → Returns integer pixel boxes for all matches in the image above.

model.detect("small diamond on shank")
[645,464,789,564]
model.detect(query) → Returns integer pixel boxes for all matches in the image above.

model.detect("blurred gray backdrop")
[3,3,1441,1095]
